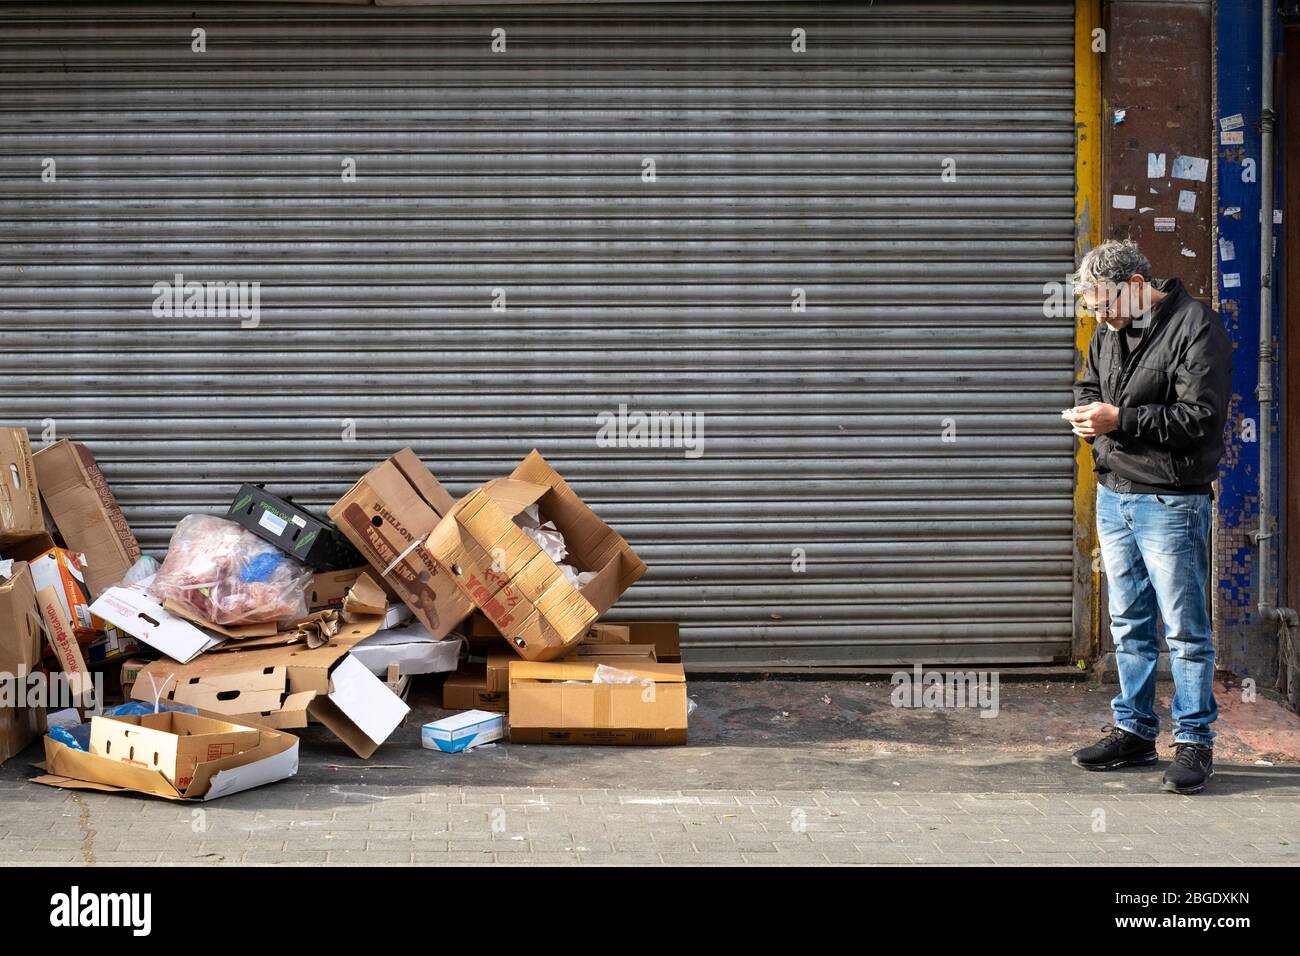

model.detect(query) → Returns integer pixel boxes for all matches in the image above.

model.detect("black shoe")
[1072,725,1158,771]
[1161,743,1214,794]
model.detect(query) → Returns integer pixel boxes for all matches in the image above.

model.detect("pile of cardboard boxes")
[0,428,690,802]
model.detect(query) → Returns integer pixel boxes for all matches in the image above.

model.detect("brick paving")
[1,779,1296,866]
[2,678,1297,866]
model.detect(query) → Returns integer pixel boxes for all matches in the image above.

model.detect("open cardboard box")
[508,659,688,746]
[328,449,473,639]
[426,451,646,662]
[32,709,299,802]
[129,618,408,759]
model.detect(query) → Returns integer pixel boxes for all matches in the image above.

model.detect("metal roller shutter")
[0,0,1078,668]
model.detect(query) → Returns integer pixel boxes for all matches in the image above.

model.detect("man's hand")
[1064,402,1120,438]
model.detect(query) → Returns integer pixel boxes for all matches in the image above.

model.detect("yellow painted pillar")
[1073,0,1103,662]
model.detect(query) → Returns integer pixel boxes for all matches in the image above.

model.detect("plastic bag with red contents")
[148,514,312,626]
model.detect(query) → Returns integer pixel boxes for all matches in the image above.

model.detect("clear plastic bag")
[149,514,312,625]
[119,554,160,589]
[591,663,654,686]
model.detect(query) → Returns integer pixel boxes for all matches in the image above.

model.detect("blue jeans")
[1096,483,1217,746]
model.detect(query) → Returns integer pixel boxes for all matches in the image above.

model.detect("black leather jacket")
[1073,277,1232,494]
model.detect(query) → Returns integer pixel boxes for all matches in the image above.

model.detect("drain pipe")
[1253,6,1300,693]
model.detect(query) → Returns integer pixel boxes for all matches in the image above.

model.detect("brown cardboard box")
[462,613,512,655]
[0,561,42,674]
[508,659,688,745]
[0,531,56,564]
[309,566,399,612]
[328,449,473,639]
[0,705,41,767]
[443,667,507,713]
[581,623,631,645]
[118,656,152,701]
[35,585,94,702]
[27,547,97,637]
[613,621,682,664]
[484,655,513,693]
[0,427,43,550]
[34,710,299,801]
[465,613,503,639]
[89,711,263,792]
[307,567,363,611]
[32,440,140,598]
[426,451,646,662]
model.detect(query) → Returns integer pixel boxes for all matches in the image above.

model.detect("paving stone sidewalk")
[2,678,1297,866]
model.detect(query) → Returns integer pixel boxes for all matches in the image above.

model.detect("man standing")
[1065,239,1232,794]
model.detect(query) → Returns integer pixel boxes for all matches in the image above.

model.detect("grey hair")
[1072,239,1152,292]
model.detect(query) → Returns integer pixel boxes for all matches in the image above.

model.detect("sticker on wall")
[1177,190,1197,213]
[1222,273,1241,288]
[1154,217,1175,232]
[1111,194,1137,210]
[1219,238,1236,262]
[1147,152,1167,178]
[1171,155,1209,182]
[1275,209,1283,224]
[1180,247,1196,257]
[1221,130,1244,145]
[1113,108,1126,125]
[1223,206,1241,218]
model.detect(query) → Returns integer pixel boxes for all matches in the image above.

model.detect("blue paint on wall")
[1213,0,1285,677]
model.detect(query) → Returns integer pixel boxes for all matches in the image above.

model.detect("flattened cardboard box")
[90,587,222,664]
[0,427,43,550]
[328,449,473,640]
[33,709,299,802]
[32,440,140,598]
[508,660,688,746]
[130,617,408,758]
[426,450,646,662]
